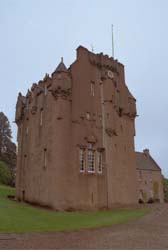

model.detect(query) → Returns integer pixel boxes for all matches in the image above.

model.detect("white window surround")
[79,147,104,174]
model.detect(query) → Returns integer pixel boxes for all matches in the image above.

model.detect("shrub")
[0,161,12,185]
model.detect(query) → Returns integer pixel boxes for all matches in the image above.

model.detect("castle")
[15,46,163,210]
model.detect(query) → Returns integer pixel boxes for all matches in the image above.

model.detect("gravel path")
[0,204,168,250]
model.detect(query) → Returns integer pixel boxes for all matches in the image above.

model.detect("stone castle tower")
[15,46,138,210]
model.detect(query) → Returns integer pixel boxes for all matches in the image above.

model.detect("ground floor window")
[97,151,103,173]
[79,147,104,174]
[79,148,85,172]
[87,149,95,173]
[43,148,47,168]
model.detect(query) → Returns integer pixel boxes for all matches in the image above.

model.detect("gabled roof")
[136,151,161,171]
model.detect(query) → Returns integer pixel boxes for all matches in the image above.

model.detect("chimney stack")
[143,148,150,156]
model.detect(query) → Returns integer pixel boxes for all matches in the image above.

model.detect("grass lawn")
[0,185,150,233]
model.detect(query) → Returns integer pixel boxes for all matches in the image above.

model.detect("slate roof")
[136,152,161,171]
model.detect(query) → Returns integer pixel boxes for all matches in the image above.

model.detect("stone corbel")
[50,87,70,100]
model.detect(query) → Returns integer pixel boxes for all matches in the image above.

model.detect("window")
[79,149,85,172]
[97,152,103,173]
[40,109,43,126]
[87,150,95,172]
[119,108,123,117]
[86,112,91,120]
[43,148,47,168]
[91,81,95,96]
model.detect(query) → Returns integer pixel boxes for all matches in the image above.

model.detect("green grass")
[0,185,150,233]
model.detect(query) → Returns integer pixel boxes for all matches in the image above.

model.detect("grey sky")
[0,0,168,177]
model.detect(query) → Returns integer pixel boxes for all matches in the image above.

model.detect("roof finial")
[111,24,115,58]
[61,57,63,63]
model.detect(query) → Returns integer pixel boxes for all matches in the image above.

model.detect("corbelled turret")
[51,57,71,91]
[54,57,68,73]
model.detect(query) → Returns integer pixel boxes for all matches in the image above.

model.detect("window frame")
[97,151,103,174]
[87,149,95,173]
[79,148,85,173]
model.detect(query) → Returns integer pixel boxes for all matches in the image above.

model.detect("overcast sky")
[0,0,168,177]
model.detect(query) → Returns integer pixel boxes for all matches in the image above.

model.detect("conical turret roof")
[54,57,67,73]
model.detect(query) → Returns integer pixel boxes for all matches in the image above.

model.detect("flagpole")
[111,24,114,58]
